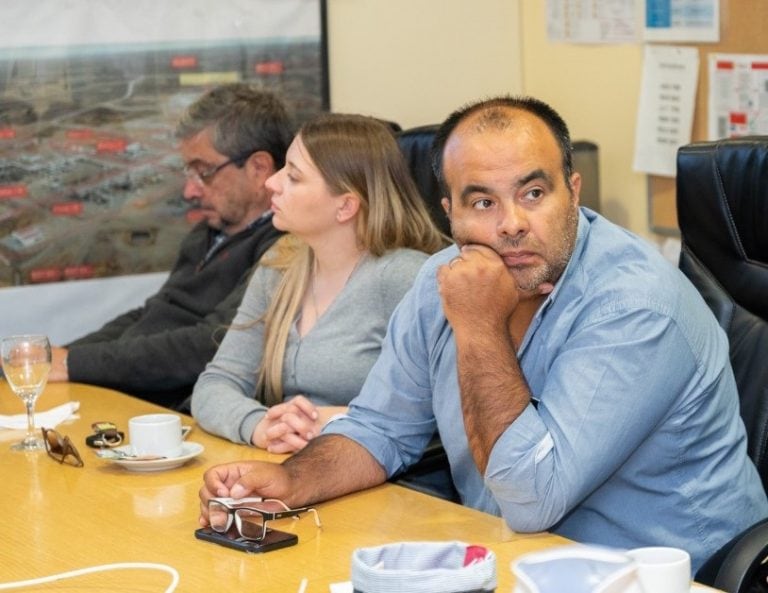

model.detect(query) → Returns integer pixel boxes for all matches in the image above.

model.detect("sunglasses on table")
[208,497,322,541]
[42,427,84,467]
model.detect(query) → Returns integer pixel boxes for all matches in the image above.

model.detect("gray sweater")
[190,248,428,444]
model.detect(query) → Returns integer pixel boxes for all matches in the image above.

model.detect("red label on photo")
[0,185,28,199]
[29,267,64,283]
[752,62,768,70]
[66,129,94,140]
[171,55,198,69]
[96,139,127,153]
[716,61,734,70]
[51,202,84,216]
[63,264,95,280]
[730,112,748,124]
[0,128,16,139]
[255,61,284,75]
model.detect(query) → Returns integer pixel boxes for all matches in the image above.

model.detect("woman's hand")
[252,395,320,452]
[251,396,347,453]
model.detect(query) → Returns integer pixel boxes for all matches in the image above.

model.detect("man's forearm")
[454,329,531,474]
[281,434,387,507]
[437,244,539,474]
[67,325,216,392]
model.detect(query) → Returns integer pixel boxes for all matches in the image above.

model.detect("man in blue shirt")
[198,96,768,571]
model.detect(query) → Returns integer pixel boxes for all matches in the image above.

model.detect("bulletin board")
[649,0,768,234]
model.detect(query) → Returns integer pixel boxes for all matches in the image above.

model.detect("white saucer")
[104,441,204,472]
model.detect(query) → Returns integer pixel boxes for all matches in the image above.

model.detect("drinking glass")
[1,335,52,451]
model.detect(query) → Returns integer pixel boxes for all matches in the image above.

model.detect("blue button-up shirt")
[324,208,768,571]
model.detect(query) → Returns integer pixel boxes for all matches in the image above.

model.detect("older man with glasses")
[48,83,293,410]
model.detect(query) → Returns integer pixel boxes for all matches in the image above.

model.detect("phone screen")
[194,525,298,553]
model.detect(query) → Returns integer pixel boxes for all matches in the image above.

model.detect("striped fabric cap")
[351,540,497,593]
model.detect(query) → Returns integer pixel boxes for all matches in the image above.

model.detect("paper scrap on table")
[0,401,80,430]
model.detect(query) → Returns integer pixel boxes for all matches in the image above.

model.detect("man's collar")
[220,210,274,237]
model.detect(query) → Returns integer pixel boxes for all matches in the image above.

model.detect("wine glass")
[1,335,52,451]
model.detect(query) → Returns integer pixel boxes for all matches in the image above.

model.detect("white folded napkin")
[0,401,80,430]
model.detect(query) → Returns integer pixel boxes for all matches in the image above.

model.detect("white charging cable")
[0,562,179,592]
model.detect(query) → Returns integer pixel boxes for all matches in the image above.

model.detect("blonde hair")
[257,113,446,405]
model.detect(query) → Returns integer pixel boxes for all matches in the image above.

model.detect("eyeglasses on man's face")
[182,151,256,186]
[208,497,321,541]
[42,427,84,467]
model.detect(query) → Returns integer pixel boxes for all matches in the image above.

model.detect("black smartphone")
[194,525,298,553]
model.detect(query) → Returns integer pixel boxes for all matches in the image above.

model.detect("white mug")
[626,546,691,593]
[128,413,183,458]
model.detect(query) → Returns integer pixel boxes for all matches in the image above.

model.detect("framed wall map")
[0,0,328,287]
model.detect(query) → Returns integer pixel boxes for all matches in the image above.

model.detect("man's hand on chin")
[437,244,521,333]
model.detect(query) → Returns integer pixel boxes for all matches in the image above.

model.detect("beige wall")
[326,0,523,129]
[328,1,656,239]
[520,3,650,238]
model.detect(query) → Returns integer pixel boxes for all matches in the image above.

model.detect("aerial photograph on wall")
[0,1,326,287]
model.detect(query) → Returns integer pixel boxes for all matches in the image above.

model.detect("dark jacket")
[66,216,283,408]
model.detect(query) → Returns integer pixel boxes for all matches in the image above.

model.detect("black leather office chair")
[388,124,458,502]
[676,137,768,593]
[572,140,601,213]
[378,119,402,134]
[396,124,451,236]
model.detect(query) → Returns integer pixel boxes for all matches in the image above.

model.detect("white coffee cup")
[626,546,691,593]
[128,413,183,458]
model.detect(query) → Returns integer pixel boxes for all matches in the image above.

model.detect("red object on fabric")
[463,545,489,566]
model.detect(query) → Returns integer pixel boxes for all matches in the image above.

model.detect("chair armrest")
[696,518,768,593]
[391,435,460,502]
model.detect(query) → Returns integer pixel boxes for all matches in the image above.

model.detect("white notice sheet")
[546,0,638,44]
[633,45,699,177]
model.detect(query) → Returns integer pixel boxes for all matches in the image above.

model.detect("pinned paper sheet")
[633,45,699,177]
[0,401,80,430]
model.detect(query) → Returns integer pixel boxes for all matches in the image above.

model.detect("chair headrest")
[396,125,450,235]
[677,137,768,320]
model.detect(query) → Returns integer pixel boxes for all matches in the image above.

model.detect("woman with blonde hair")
[191,113,445,452]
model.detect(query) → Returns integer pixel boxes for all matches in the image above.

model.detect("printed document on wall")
[546,0,638,44]
[644,0,719,43]
[633,45,699,177]
[708,53,768,140]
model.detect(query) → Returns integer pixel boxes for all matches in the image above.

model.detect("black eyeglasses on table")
[42,427,84,467]
[208,497,321,541]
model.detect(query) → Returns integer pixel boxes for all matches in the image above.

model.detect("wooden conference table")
[0,382,715,592]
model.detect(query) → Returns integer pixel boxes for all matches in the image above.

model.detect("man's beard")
[516,205,578,291]
[451,203,579,292]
